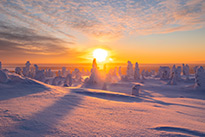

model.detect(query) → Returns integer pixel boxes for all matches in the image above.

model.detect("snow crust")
[0,61,205,136]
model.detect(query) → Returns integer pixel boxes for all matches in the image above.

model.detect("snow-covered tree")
[126,61,133,80]
[134,62,140,80]
[85,58,101,84]
[64,73,72,87]
[176,66,181,80]
[118,66,122,77]
[23,61,31,76]
[62,67,66,77]
[168,66,177,85]
[15,67,21,75]
[195,66,205,89]
[158,66,170,80]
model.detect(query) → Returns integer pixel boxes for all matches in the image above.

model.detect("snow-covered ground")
[0,73,205,137]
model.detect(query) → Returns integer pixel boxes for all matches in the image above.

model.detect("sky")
[0,0,205,64]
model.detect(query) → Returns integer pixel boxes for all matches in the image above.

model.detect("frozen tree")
[109,67,120,83]
[118,66,122,77]
[52,76,65,86]
[34,64,39,72]
[45,68,49,77]
[182,64,186,75]
[27,67,34,78]
[26,61,31,69]
[86,58,100,84]
[134,62,140,80]
[182,64,190,79]
[168,67,177,85]
[64,73,72,87]
[185,64,190,80]
[81,68,86,76]
[158,66,170,80]
[58,70,61,76]
[195,66,205,89]
[34,70,45,82]
[22,67,27,76]
[0,61,2,69]
[145,70,152,77]
[23,61,31,76]
[73,68,82,82]
[62,67,66,77]
[89,58,98,84]
[15,67,21,75]
[194,66,199,73]
[151,70,155,76]
[171,65,176,73]
[33,64,45,82]
[0,70,9,83]
[47,69,53,77]
[141,70,145,80]
[126,61,134,79]
[176,66,181,80]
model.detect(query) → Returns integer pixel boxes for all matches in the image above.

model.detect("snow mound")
[71,88,141,102]
[0,70,9,83]
[0,72,50,101]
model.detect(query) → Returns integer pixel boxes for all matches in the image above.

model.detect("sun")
[93,48,108,62]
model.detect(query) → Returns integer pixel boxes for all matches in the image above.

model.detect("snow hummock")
[131,84,140,96]
[0,70,9,83]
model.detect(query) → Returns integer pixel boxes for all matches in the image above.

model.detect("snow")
[0,70,9,83]
[0,62,205,136]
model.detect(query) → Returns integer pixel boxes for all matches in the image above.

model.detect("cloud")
[0,0,204,43]
[0,21,75,55]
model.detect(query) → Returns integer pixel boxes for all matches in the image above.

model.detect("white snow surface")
[0,72,205,137]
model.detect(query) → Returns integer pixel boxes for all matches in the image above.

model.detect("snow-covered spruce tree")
[22,61,31,76]
[195,66,205,89]
[176,66,181,80]
[168,66,177,85]
[134,62,140,80]
[126,61,134,80]
[85,58,101,85]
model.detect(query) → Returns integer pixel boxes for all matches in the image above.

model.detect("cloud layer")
[0,0,204,56]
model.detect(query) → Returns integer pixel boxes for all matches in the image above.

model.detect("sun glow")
[93,49,108,62]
